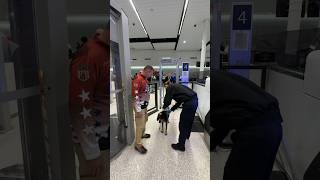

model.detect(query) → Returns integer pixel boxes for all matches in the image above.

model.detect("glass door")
[0,0,76,179]
[0,0,49,179]
[110,9,128,158]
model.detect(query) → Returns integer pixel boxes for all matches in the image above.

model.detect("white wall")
[193,78,210,123]
[0,63,23,169]
[130,49,202,66]
[266,70,320,180]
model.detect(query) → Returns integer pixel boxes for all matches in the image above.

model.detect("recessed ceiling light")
[178,0,190,35]
[129,0,148,35]
[183,40,186,44]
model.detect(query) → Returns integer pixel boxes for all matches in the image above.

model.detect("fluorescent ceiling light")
[178,0,190,35]
[129,0,148,35]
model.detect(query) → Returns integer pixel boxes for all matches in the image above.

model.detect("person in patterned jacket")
[69,28,109,179]
[132,65,154,154]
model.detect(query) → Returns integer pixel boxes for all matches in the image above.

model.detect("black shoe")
[142,134,151,138]
[135,145,147,154]
[171,143,185,151]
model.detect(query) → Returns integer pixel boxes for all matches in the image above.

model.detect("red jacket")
[69,37,109,160]
[132,72,149,103]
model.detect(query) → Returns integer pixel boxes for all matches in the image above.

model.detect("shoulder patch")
[77,64,90,82]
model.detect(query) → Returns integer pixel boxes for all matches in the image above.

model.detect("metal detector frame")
[159,58,180,108]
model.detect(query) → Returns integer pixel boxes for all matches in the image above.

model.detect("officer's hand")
[87,156,104,177]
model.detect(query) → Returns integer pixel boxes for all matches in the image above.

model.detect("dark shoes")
[141,133,151,138]
[171,143,185,152]
[135,145,147,154]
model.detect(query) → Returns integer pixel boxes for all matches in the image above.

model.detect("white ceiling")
[130,42,153,50]
[153,42,176,50]
[117,0,210,51]
[177,0,210,50]
[116,0,282,51]
[117,0,148,38]
[133,0,185,39]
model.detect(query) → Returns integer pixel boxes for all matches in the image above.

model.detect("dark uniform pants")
[223,109,283,180]
[178,96,198,145]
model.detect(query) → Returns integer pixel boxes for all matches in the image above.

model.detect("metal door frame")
[110,2,135,157]
[33,0,76,179]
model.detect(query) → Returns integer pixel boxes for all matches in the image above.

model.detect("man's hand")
[135,111,144,118]
[87,156,104,177]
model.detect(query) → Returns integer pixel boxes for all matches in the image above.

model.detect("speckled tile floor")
[110,109,210,180]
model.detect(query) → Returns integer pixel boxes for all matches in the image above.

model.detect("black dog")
[157,111,169,135]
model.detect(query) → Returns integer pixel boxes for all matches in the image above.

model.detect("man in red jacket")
[69,28,108,180]
[132,65,154,154]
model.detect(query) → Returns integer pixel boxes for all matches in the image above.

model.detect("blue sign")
[232,4,252,30]
[182,63,189,71]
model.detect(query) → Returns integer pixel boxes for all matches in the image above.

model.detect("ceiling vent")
[190,57,197,59]
[132,58,137,61]
[144,58,151,60]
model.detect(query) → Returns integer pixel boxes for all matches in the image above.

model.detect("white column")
[199,19,209,79]
[285,0,304,54]
[280,3,304,178]
[0,34,9,132]
[211,0,222,71]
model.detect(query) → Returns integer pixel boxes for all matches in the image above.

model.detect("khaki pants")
[74,144,109,180]
[133,107,148,145]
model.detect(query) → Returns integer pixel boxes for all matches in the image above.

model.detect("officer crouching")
[162,80,198,151]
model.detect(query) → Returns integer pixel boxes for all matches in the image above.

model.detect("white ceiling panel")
[130,42,153,50]
[153,43,175,50]
[115,0,286,51]
[177,0,209,50]
[134,0,185,38]
[117,0,148,38]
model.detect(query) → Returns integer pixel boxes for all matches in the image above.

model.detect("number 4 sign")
[238,11,248,24]
[232,4,252,30]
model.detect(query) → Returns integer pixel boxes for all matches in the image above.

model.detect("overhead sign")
[232,4,252,30]
[182,63,189,71]
[161,58,177,65]
[181,62,189,86]
[229,3,253,79]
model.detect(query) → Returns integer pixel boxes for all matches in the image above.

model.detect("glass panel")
[0,93,48,179]
[0,0,39,90]
[0,1,47,179]
[0,98,23,178]
[0,97,29,179]
[110,39,127,158]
